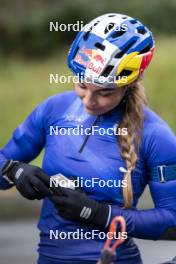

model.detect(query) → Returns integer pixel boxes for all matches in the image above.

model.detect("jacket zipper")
[78,116,100,153]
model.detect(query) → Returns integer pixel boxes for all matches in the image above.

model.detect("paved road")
[0,221,175,264]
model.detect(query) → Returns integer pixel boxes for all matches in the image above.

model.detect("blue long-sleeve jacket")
[0,91,176,262]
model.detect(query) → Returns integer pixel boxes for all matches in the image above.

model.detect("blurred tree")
[0,0,175,58]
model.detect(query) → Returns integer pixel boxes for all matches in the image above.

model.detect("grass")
[0,37,176,166]
[145,37,176,129]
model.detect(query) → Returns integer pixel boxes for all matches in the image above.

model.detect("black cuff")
[1,160,19,184]
[91,202,111,228]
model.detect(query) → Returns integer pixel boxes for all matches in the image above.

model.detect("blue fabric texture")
[37,252,143,264]
[1,91,176,262]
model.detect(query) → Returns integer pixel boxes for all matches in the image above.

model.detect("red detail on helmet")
[75,54,86,66]
[80,48,93,59]
[79,48,106,65]
[87,62,103,74]
[93,54,105,65]
[140,47,155,73]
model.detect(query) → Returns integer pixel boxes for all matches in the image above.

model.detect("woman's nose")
[83,92,97,106]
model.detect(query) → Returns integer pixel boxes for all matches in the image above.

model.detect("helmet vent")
[101,65,114,77]
[137,27,147,35]
[104,23,116,34]
[122,16,128,19]
[83,31,90,41]
[93,21,100,27]
[115,40,136,58]
[90,21,100,31]
[123,40,136,52]
[130,20,137,24]
[108,15,116,17]
[111,28,126,39]
[83,21,100,41]
[139,44,151,54]
[116,69,132,79]
[114,50,124,59]
[95,42,105,51]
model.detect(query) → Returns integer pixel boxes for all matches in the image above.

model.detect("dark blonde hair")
[118,81,147,208]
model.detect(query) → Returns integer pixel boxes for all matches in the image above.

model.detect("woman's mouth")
[85,106,99,112]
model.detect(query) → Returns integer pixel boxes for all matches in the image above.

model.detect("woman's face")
[75,82,126,115]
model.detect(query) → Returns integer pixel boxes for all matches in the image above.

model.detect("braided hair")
[118,82,147,208]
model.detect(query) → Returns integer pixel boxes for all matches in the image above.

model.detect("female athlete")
[0,13,176,264]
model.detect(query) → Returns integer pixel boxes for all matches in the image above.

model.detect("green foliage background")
[1,37,175,148]
[0,0,176,57]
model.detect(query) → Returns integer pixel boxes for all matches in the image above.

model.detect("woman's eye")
[99,93,112,97]
[78,84,86,89]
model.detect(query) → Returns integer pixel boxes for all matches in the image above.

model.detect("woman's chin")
[84,107,102,116]
[85,109,98,115]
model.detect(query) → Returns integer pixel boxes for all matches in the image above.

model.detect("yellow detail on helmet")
[116,52,142,87]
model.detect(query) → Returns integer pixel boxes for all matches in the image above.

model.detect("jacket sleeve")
[109,124,176,240]
[0,99,48,190]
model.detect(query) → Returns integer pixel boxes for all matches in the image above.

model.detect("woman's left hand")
[51,187,110,228]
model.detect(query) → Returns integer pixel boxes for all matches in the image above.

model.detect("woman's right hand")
[1,160,52,200]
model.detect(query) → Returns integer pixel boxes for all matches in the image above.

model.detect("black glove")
[2,160,52,200]
[51,186,111,228]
